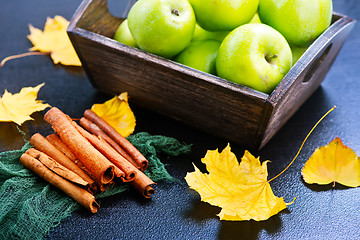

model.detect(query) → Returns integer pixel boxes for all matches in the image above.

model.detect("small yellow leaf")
[0,83,50,125]
[91,92,136,137]
[302,137,360,187]
[185,144,287,221]
[27,15,81,66]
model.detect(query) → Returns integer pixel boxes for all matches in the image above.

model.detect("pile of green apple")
[114,0,333,94]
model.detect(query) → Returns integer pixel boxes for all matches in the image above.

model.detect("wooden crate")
[67,0,356,149]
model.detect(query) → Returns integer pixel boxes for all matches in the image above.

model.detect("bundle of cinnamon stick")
[20,107,155,213]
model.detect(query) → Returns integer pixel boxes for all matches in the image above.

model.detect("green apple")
[258,0,333,47]
[192,24,229,42]
[291,45,308,64]
[188,0,259,31]
[175,39,221,75]
[113,19,138,48]
[249,12,261,24]
[216,23,293,94]
[127,0,196,58]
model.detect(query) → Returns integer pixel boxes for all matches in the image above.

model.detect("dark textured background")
[0,0,359,239]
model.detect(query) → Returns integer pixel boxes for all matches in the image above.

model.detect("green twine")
[0,132,191,240]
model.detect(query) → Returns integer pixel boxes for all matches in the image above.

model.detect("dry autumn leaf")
[302,137,360,187]
[27,15,81,66]
[0,83,50,125]
[91,92,136,137]
[184,106,336,221]
[185,144,288,221]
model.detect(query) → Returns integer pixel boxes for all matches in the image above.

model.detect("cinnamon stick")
[129,172,156,198]
[79,117,140,169]
[75,117,156,197]
[74,122,136,182]
[30,133,96,192]
[46,134,78,163]
[46,134,97,183]
[25,148,89,188]
[98,180,116,192]
[20,153,99,213]
[84,109,148,171]
[44,107,114,186]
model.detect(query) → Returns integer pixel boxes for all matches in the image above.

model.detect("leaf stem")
[268,106,336,183]
[1,51,50,67]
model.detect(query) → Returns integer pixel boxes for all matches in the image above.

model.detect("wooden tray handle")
[268,13,356,104]
[69,0,133,38]
[302,43,332,83]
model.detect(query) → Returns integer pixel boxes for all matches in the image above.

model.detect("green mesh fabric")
[0,132,191,240]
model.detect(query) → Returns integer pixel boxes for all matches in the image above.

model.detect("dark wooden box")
[67,0,355,149]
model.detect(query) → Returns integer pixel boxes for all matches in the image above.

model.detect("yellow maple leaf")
[0,83,50,125]
[302,137,360,187]
[91,92,136,137]
[27,15,81,66]
[185,144,287,221]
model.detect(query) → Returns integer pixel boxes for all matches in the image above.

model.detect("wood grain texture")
[67,0,356,149]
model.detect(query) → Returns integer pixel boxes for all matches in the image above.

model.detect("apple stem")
[171,9,180,16]
[265,54,278,63]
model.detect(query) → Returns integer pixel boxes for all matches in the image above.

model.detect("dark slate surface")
[0,0,359,239]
